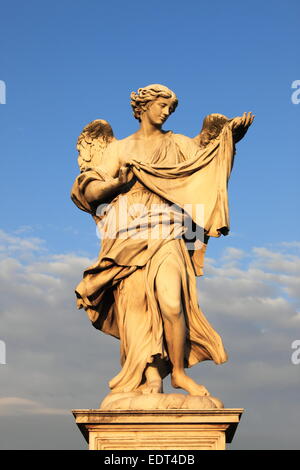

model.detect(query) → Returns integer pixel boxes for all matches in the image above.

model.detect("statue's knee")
[160,301,182,322]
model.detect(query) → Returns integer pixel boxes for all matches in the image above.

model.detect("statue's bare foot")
[140,379,163,394]
[137,363,163,394]
[171,370,210,396]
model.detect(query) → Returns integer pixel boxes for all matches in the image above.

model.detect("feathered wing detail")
[193,112,254,149]
[77,119,117,171]
[193,113,230,149]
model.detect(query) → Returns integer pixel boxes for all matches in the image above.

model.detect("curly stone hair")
[130,84,178,121]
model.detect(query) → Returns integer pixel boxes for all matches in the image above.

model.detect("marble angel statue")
[71,84,254,407]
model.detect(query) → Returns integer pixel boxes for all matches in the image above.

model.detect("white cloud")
[0,397,68,416]
[222,246,247,261]
[251,246,300,275]
[13,226,34,235]
[0,229,46,255]
[0,230,299,449]
[196,242,300,410]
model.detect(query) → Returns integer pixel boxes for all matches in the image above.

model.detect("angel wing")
[77,119,116,171]
[193,112,254,149]
[193,113,230,149]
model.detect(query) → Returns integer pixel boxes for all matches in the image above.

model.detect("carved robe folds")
[71,128,235,393]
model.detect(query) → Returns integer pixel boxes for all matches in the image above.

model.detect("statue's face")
[142,97,174,126]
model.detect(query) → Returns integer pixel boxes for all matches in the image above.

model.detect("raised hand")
[231,111,254,129]
[118,164,134,185]
[230,112,255,143]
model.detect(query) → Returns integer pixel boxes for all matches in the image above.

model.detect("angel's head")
[130,84,178,124]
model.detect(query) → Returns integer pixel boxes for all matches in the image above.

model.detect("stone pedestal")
[72,408,243,450]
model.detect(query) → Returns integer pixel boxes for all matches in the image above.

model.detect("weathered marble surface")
[100,392,224,410]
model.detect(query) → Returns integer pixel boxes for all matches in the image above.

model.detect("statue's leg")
[155,253,210,396]
[114,267,163,394]
[139,356,164,394]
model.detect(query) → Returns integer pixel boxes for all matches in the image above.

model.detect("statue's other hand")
[118,164,134,185]
[231,112,255,129]
[230,112,255,143]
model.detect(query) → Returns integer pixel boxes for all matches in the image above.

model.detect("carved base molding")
[72,408,243,450]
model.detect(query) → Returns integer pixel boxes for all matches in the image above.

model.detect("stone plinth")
[72,408,243,450]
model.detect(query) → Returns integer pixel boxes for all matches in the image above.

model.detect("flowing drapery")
[71,126,234,392]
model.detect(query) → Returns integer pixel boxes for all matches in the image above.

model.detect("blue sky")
[0,0,299,450]
[1,0,299,256]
